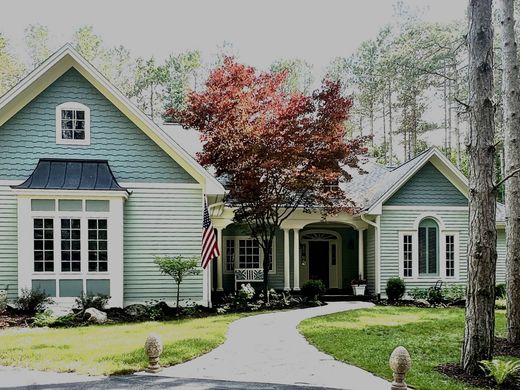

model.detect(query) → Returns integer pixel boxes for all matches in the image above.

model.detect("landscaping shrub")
[32,310,56,327]
[0,290,7,313]
[480,359,520,388]
[408,288,428,300]
[442,285,465,303]
[15,288,53,314]
[386,277,405,302]
[301,280,326,301]
[75,293,110,312]
[154,255,201,308]
[496,283,507,299]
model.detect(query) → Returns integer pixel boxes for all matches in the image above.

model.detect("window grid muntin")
[34,218,54,272]
[446,235,455,277]
[88,219,108,272]
[61,218,81,272]
[225,239,235,272]
[238,239,260,269]
[61,109,86,140]
[403,234,413,277]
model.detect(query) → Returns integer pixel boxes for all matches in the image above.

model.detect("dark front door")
[309,241,329,287]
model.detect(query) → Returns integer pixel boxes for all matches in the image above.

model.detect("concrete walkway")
[157,301,390,389]
[0,302,392,389]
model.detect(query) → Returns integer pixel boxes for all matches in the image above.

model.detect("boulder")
[85,308,107,324]
[414,299,431,308]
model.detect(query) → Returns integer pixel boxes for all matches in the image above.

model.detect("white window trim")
[17,196,124,307]
[223,235,276,274]
[399,229,460,282]
[55,102,91,146]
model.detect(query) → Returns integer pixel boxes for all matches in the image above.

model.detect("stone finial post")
[389,346,411,390]
[144,333,163,373]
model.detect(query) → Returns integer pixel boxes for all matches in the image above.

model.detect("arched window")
[418,218,439,276]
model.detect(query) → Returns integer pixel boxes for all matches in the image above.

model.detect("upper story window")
[56,102,91,145]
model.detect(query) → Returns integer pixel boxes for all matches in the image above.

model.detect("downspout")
[360,213,382,297]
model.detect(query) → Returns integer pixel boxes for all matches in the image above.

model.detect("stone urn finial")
[389,346,411,390]
[144,333,163,373]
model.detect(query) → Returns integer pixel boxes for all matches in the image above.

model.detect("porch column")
[216,227,223,291]
[293,228,300,291]
[358,228,365,279]
[283,229,291,291]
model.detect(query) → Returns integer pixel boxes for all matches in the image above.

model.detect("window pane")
[88,219,108,272]
[62,110,73,119]
[86,200,110,212]
[428,227,438,274]
[73,130,85,140]
[58,200,82,212]
[61,218,80,272]
[62,129,73,139]
[31,199,55,212]
[76,110,85,120]
[34,218,53,272]
[418,227,427,274]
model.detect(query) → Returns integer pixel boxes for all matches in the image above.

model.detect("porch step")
[322,294,371,302]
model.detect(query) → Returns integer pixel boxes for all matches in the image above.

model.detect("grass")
[0,313,244,376]
[299,306,507,390]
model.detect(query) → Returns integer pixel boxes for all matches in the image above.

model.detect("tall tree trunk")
[462,0,498,374]
[388,83,394,164]
[444,62,449,153]
[498,0,520,344]
[448,66,453,156]
[359,117,363,137]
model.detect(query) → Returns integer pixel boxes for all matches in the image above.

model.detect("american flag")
[201,201,220,268]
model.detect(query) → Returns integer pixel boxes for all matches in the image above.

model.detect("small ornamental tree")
[154,256,201,308]
[169,58,368,295]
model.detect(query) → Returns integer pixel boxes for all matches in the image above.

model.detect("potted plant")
[351,275,367,296]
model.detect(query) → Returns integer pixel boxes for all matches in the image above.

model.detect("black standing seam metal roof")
[11,159,129,193]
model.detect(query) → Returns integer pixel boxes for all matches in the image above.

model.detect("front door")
[308,241,330,287]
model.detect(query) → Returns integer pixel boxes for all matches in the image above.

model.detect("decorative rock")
[414,299,431,308]
[389,346,412,390]
[84,308,107,324]
[144,333,163,373]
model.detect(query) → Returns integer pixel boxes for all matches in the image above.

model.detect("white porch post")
[216,227,223,292]
[358,228,365,279]
[283,228,291,291]
[293,228,300,291]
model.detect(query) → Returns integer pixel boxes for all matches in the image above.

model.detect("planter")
[352,284,366,296]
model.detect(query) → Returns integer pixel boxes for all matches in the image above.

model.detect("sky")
[1,0,467,78]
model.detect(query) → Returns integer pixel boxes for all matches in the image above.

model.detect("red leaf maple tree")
[169,58,368,294]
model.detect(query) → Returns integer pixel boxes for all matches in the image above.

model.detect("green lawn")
[0,314,244,376]
[299,307,507,390]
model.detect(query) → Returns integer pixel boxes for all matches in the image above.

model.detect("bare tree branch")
[495,168,520,189]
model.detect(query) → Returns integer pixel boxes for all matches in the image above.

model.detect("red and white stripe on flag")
[201,200,220,268]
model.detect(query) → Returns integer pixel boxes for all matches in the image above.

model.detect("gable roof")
[0,44,225,196]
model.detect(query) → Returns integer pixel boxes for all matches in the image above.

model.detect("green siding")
[385,162,468,206]
[365,226,376,294]
[497,229,506,284]
[380,208,469,290]
[0,186,17,299]
[123,186,204,305]
[0,68,196,183]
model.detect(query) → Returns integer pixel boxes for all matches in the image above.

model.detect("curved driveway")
[159,301,391,389]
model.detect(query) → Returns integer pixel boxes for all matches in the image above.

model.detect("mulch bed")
[0,306,31,329]
[437,338,520,389]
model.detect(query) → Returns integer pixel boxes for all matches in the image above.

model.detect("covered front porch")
[210,208,371,294]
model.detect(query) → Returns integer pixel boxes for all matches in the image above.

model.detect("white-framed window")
[56,102,91,145]
[402,234,413,277]
[33,218,54,272]
[399,218,460,281]
[224,236,275,273]
[445,234,455,277]
[60,218,81,272]
[88,219,108,272]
